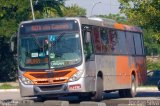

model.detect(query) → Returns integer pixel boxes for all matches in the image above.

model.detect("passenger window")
[108,29,118,54]
[117,31,128,54]
[126,32,135,55]
[134,33,143,55]
[100,28,109,53]
[93,27,102,53]
[140,34,145,55]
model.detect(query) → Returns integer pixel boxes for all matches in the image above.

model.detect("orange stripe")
[116,56,131,85]
[114,23,125,30]
[23,68,78,85]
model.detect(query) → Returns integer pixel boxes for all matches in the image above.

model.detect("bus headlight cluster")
[20,76,33,85]
[69,70,84,82]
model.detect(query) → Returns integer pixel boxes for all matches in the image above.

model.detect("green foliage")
[119,0,160,42]
[97,14,127,24]
[0,36,17,81]
[144,29,160,55]
[33,0,65,18]
[62,4,86,17]
[0,0,30,38]
[147,59,160,71]
[0,83,18,89]
[0,0,66,37]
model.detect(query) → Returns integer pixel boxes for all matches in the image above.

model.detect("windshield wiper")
[50,33,65,47]
[32,34,42,49]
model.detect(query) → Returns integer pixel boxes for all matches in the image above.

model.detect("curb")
[137,87,158,91]
[0,89,19,92]
[0,87,158,92]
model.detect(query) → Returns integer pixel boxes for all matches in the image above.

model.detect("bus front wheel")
[92,77,103,101]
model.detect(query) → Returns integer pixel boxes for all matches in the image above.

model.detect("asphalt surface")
[0,87,160,106]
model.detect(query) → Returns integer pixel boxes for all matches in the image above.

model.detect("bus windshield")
[19,33,82,69]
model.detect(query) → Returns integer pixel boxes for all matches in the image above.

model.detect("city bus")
[16,17,147,101]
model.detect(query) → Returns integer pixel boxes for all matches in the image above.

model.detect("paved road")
[0,88,160,106]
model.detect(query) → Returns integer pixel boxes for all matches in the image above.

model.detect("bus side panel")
[116,56,131,86]
[95,55,121,90]
[101,55,116,90]
[135,56,147,86]
[85,61,96,92]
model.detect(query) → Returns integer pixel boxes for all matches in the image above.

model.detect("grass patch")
[0,83,19,89]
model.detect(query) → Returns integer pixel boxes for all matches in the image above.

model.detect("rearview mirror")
[10,34,17,53]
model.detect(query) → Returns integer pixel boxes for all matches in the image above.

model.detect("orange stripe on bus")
[114,23,125,30]
[116,56,131,85]
[23,68,78,85]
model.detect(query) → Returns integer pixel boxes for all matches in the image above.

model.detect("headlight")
[69,69,84,82]
[19,76,33,85]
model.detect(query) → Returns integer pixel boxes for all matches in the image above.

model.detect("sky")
[65,0,120,16]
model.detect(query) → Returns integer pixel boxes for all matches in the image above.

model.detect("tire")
[92,77,103,101]
[119,75,137,98]
[36,96,46,102]
[78,93,91,101]
[119,90,126,98]
[126,75,137,97]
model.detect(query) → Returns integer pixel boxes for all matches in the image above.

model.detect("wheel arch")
[131,71,136,78]
[131,70,137,85]
[97,71,103,79]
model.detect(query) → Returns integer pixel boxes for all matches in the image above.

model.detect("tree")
[143,29,160,55]
[62,4,86,17]
[34,0,65,18]
[98,14,127,24]
[119,0,160,42]
[0,0,66,38]
[0,36,17,81]
[0,0,66,81]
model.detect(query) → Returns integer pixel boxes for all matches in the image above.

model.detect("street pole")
[109,0,112,14]
[30,0,35,20]
[90,1,102,17]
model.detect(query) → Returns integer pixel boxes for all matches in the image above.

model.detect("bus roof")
[20,17,142,33]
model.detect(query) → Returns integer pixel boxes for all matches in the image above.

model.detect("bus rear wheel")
[126,75,137,97]
[119,75,137,98]
[92,77,103,101]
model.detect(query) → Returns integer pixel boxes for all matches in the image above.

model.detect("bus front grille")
[39,85,63,91]
[23,68,78,84]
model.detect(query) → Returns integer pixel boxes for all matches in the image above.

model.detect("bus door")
[82,25,96,91]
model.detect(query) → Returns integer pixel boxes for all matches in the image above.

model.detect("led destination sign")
[20,20,79,34]
[31,23,70,32]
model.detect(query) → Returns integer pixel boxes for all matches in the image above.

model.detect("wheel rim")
[93,77,103,101]
[131,77,136,95]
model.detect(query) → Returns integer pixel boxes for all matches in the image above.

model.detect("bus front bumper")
[19,77,89,97]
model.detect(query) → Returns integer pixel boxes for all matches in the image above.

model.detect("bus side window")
[93,27,102,53]
[100,28,109,53]
[134,33,143,55]
[126,32,135,55]
[108,29,118,54]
